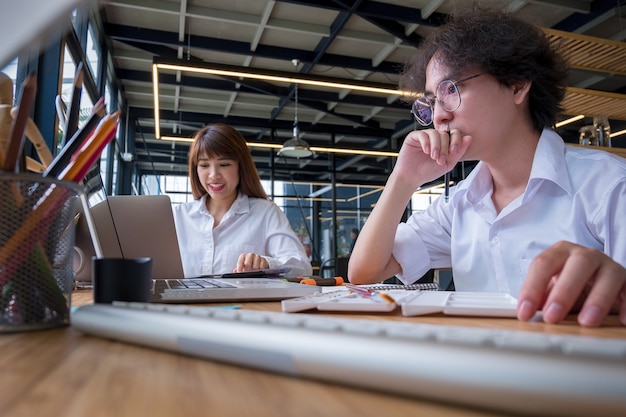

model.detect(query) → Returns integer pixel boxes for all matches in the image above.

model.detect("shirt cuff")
[262,256,275,269]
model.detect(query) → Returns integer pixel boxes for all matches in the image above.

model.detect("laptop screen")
[74,164,118,282]
[75,164,185,281]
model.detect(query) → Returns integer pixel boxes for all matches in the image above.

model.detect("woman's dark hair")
[399,7,569,131]
[187,123,268,200]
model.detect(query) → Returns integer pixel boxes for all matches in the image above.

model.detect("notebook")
[75,167,319,302]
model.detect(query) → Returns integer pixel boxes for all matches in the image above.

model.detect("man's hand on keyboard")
[517,241,626,328]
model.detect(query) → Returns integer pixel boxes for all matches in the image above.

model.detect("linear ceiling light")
[153,64,161,139]
[153,59,405,157]
[555,114,585,128]
[153,59,406,97]
[157,136,398,157]
[554,115,625,139]
[309,146,397,157]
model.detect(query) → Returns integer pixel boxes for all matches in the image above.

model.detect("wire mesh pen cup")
[0,173,82,332]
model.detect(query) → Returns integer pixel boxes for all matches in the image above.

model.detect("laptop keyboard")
[72,302,626,417]
[164,278,237,290]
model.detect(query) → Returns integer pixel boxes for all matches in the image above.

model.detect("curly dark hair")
[399,6,569,131]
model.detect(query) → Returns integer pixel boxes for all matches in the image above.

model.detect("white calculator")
[400,291,519,317]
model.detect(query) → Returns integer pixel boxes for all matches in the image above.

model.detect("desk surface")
[1,289,625,417]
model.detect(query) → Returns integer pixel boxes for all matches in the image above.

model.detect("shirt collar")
[452,128,572,204]
[527,128,572,195]
[229,192,250,214]
[196,192,250,216]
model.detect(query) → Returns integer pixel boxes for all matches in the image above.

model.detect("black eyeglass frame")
[411,73,482,126]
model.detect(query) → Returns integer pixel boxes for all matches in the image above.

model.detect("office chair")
[319,256,349,281]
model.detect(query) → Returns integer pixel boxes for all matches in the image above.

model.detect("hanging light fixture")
[278,60,313,158]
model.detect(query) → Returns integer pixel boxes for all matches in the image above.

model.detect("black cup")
[92,257,153,304]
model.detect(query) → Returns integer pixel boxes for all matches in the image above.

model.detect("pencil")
[59,110,120,182]
[444,129,451,203]
[3,74,37,172]
[69,125,118,182]
[44,98,105,178]
[444,171,450,203]
[62,62,84,147]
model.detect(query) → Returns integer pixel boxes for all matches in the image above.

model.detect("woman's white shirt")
[172,193,312,277]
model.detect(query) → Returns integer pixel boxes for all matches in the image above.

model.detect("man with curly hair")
[349,7,626,328]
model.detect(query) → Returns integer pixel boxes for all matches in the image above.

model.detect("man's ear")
[513,81,532,104]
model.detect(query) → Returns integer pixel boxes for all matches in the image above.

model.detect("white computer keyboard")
[72,302,626,417]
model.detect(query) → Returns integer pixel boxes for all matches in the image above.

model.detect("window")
[0,58,18,102]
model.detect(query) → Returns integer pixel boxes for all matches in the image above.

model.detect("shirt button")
[491,236,499,244]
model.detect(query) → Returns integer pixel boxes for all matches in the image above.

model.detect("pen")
[344,284,395,303]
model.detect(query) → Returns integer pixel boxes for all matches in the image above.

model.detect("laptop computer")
[91,194,186,279]
[75,167,319,303]
[73,187,185,281]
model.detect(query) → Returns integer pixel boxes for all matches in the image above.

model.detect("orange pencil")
[70,126,118,182]
[45,98,105,178]
[299,277,344,286]
[59,110,120,182]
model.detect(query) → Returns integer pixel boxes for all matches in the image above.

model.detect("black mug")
[92,257,153,304]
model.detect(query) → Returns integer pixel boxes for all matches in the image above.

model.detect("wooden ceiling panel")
[563,87,626,121]
[544,28,626,77]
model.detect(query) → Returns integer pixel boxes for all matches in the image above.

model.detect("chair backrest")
[320,256,349,280]
[335,256,349,281]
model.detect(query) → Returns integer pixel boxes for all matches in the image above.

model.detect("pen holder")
[0,173,82,332]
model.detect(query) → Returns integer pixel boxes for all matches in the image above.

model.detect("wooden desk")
[1,289,625,417]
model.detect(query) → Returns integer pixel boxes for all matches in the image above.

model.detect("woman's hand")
[234,253,269,272]
[517,241,626,327]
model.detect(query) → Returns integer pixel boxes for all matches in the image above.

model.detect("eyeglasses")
[411,74,482,126]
